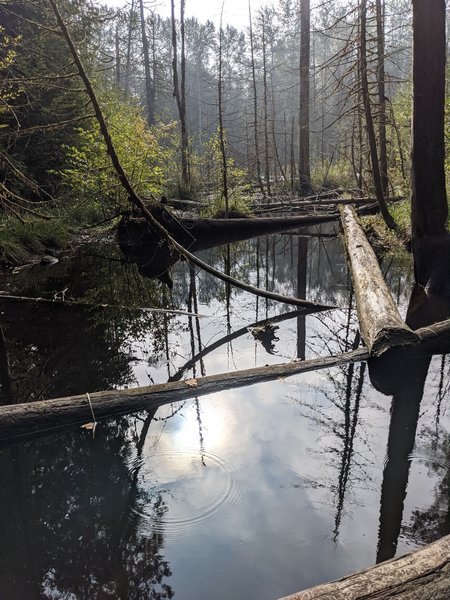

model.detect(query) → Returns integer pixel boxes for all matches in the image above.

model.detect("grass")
[0,215,70,265]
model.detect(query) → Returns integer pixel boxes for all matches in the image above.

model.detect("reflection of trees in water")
[0,416,174,599]
[374,284,450,563]
[0,242,179,402]
[290,290,373,538]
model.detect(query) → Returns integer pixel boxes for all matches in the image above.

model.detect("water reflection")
[0,228,449,599]
[371,283,450,563]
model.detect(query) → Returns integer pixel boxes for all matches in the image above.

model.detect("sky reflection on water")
[0,227,448,599]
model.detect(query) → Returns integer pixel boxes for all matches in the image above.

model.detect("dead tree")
[298,0,311,194]
[171,0,190,193]
[411,0,449,289]
[360,0,396,230]
[138,0,154,125]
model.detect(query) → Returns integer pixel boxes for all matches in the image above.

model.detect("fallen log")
[0,318,448,441]
[0,348,369,441]
[279,533,450,600]
[340,206,419,356]
[118,208,336,312]
[118,208,339,253]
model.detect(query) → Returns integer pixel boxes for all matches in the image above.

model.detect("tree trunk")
[217,18,229,211]
[360,0,396,230]
[249,2,264,196]
[138,0,154,125]
[411,0,449,287]
[376,0,388,196]
[261,17,271,196]
[124,0,135,94]
[171,0,190,192]
[298,0,311,194]
[279,534,450,600]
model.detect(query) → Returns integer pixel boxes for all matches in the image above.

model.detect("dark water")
[0,227,449,600]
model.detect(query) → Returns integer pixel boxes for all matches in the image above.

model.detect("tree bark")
[279,534,450,600]
[360,0,396,230]
[171,0,190,192]
[376,0,388,196]
[298,0,311,194]
[411,0,448,287]
[217,16,229,210]
[138,0,154,125]
[249,2,264,196]
[340,205,418,356]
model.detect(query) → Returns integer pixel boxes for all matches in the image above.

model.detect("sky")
[103,0,268,29]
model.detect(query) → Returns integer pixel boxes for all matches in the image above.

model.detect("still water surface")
[0,226,449,599]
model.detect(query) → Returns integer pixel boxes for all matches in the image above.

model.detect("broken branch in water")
[0,294,207,318]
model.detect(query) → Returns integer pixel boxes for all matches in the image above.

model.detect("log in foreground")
[0,318,448,441]
[279,533,450,600]
[340,205,419,356]
[0,349,369,441]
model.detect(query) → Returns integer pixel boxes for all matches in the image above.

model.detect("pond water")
[0,225,449,600]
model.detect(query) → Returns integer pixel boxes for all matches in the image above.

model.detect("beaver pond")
[0,224,449,599]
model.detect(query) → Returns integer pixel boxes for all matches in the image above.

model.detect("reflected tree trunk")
[0,327,13,405]
[296,237,308,360]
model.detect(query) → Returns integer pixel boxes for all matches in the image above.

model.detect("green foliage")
[311,158,354,191]
[0,216,69,264]
[191,129,248,199]
[201,190,253,217]
[60,90,177,221]
[387,84,411,195]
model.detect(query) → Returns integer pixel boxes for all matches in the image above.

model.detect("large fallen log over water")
[340,206,419,356]
[0,348,369,441]
[118,206,338,252]
[0,318,448,441]
[279,533,450,600]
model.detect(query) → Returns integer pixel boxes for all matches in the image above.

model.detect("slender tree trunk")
[171,0,190,193]
[290,116,295,191]
[261,17,271,196]
[376,0,388,196]
[115,24,121,87]
[138,0,154,125]
[124,0,135,93]
[360,0,396,230]
[218,19,229,211]
[180,0,190,188]
[298,0,311,194]
[249,2,264,196]
[411,0,448,287]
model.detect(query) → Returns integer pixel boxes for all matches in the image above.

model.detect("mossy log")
[279,534,450,600]
[340,205,419,356]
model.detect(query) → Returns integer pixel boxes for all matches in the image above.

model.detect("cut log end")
[370,326,420,357]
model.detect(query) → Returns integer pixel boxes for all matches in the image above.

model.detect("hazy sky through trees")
[103,0,267,28]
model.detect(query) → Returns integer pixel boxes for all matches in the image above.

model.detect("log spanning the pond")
[279,533,450,600]
[0,318,448,441]
[0,348,369,441]
[340,205,419,356]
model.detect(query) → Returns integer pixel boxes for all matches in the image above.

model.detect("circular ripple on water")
[131,449,245,540]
